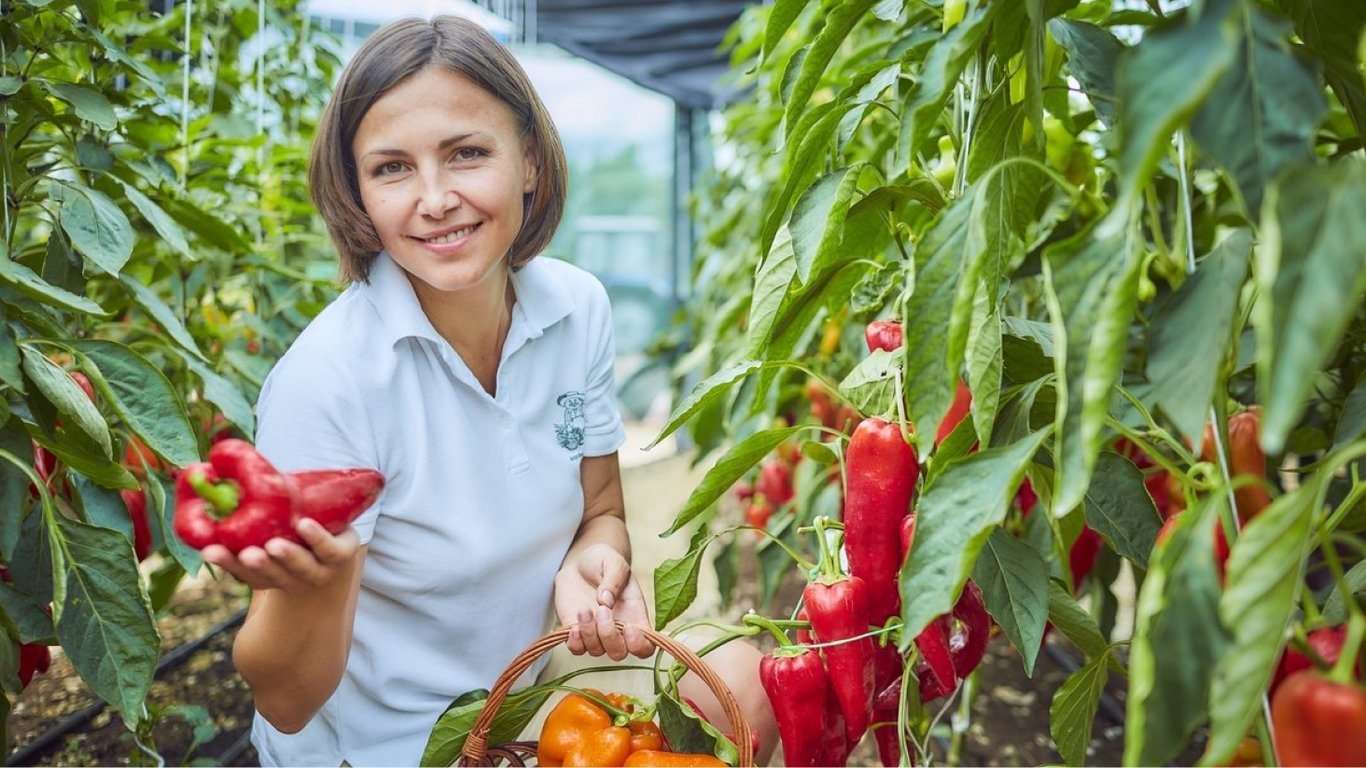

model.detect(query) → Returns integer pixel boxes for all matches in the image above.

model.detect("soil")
[7,570,258,767]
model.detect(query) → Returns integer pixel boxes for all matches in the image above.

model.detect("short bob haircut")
[309,15,568,283]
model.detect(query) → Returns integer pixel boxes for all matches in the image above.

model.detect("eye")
[452,147,488,162]
[374,160,406,176]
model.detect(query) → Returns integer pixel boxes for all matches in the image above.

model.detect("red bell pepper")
[1271,625,1360,697]
[173,439,384,554]
[803,577,875,746]
[935,380,973,446]
[1271,671,1366,766]
[759,648,830,767]
[745,497,774,538]
[864,321,904,353]
[120,487,153,560]
[844,418,919,624]
[756,459,794,508]
[17,641,50,688]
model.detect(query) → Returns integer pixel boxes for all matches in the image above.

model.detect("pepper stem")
[1328,612,1365,686]
[742,612,795,648]
[185,470,241,518]
[810,516,844,583]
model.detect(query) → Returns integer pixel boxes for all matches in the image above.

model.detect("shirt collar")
[360,252,574,348]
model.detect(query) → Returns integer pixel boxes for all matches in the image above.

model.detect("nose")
[415,168,460,218]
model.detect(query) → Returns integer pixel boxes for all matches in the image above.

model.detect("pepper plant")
[652,0,1366,764]
[0,0,342,754]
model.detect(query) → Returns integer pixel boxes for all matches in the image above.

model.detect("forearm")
[233,553,365,733]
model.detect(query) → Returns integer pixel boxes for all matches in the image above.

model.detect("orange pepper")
[624,749,727,767]
[628,720,665,753]
[537,692,632,767]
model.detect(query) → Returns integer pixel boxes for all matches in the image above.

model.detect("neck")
[412,271,516,387]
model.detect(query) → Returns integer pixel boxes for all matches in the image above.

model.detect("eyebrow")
[360,133,487,160]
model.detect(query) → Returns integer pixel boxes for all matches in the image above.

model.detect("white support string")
[256,0,265,246]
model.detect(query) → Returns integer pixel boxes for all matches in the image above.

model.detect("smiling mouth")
[420,224,478,244]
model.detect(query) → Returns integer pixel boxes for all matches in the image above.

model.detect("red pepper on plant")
[803,521,875,746]
[758,646,831,767]
[745,497,774,538]
[1271,625,1360,697]
[871,642,909,767]
[17,641,50,689]
[864,321,903,353]
[844,417,918,624]
[1201,407,1272,523]
[755,459,794,509]
[120,487,153,560]
[935,380,972,446]
[1272,671,1366,766]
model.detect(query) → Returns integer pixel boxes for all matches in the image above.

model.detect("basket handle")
[459,620,754,767]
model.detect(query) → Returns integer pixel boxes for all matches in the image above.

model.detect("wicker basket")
[457,620,755,767]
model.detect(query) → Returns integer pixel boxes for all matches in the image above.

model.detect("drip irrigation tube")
[7,608,248,767]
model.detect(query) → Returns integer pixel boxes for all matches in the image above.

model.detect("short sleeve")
[255,344,384,543]
[581,283,626,457]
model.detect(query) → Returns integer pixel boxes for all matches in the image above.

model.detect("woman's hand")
[555,542,653,660]
[202,517,362,594]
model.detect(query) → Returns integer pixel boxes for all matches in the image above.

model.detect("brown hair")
[309,16,568,282]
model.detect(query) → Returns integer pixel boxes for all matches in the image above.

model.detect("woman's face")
[351,67,536,300]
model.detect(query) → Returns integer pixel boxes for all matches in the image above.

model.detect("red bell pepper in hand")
[172,438,384,553]
[844,418,918,624]
[1271,671,1366,766]
[865,321,904,353]
[759,648,830,767]
[803,578,876,746]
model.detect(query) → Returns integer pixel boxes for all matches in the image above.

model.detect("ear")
[521,143,539,195]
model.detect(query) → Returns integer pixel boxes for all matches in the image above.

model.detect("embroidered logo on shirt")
[554,391,587,453]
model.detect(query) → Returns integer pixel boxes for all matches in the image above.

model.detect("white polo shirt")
[249,251,626,767]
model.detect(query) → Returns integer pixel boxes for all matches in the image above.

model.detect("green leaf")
[1255,160,1366,453]
[657,693,739,765]
[1043,222,1141,515]
[761,102,861,258]
[1082,452,1162,569]
[0,323,24,392]
[764,0,814,61]
[1112,0,1240,213]
[899,429,1049,642]
[898,3,997,163]
[182,357,255,439]
[1333,371,1366,450]
[71,340,198,468]
[902,197,971,457]
[967,300,1003,447]
[55,183,134,275]
[746,226,798,356]
[1202,483,1316,765]
[713,538,738,611]
[1046,579,1109,661]
[0,255,107,315]
[114,180,193,259]
[0,76,21,96]
[790,165,863,283]
[1124,494,1231,767]
[971,527,1050,675]
[783,0,879,135]
[1048,19,1125,127]
[70,472,134,544]
[146,472,202,575]
[654,543,707,630]
[1189,6,1325,216]
[120,275,208,362]
[1146,230,1251,444]
[1323,558,1366,624]
[43,82,117,130]
[21,346,110,458]
[839,349,901,417]
[421,684,555,767]
[49,515,158,727]
[0,423,33,561]
[664,427,805,536]
[1051,650,1112,766]
[650,360,765,448]
[1277,0,1366,139]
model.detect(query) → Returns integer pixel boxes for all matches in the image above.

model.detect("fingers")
[201,521,360,592]
[574,606,629,661]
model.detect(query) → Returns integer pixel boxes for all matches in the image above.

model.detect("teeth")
[426,226,474,244]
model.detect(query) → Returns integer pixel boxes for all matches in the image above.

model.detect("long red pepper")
[948,581,991,679]
[871,643,907,767]
[803,577,875,747]
[844,418,919,624]
[758,648,830,767]
[820,678,851,766]
[1272,671,1366,766]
